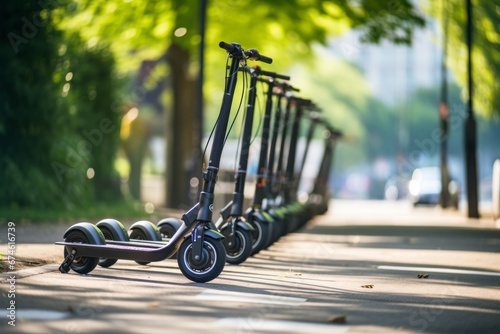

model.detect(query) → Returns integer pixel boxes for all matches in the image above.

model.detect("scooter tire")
[63,230,99,275]
[129,229,152,265]
[220,225,252,265]
[177,236,226,283]
[97,226,118,268]
[248,218,268,256]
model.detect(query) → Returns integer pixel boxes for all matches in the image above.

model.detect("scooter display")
[56,42,273,283]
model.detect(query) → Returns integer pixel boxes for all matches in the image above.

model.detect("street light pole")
[464,0,480,218]
[439,0,450,209]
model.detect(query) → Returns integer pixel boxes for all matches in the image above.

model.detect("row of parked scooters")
[57,42,342,283]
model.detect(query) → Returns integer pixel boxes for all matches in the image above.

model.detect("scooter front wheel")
[177,236,226,283]
[220,225,252,265]
[248,218,268,256]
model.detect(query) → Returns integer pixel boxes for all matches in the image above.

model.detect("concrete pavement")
[1,200,500,333]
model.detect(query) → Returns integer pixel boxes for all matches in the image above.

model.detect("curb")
[0,264,59,282]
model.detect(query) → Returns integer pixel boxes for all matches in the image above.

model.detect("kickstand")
[59,250,76,273]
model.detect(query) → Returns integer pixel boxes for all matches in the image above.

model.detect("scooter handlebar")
[219,42,273,64]
[245,48,273,64]
[219,41,237,52]
[259,68,290,81]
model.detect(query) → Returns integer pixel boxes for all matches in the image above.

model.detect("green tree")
[0,1,123,213]
[57,34,123,202]
[0,1,89,211]
[427,0,500,118]
[60,0,425,208]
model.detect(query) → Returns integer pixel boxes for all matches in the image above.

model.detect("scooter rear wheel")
[129,229,152,265]
[177,236,225,283]
[157,218,182,239]
[97,226,118,268]
[63,230,99,274]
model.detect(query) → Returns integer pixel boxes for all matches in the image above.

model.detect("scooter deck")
[56,239,182,262]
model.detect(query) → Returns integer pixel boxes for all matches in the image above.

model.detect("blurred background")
[1,0,499,221]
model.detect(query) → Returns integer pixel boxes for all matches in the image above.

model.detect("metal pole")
[464,0,480,218]
[439,0,450,208]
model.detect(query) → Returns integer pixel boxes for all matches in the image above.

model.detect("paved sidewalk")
[1,200,500,333]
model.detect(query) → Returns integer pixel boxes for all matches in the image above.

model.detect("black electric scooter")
[284,101,323,232]
[213,65,260,265]
[244,71,291,255]
[267,94,312,237]
[293,111,323,224]
[56,42,272,283]
[308,121,343,216]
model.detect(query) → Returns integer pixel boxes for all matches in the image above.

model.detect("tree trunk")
[165,43,198,209]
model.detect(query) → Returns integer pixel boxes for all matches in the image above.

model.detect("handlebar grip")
[294,97,312,106]
[259,69,290,81]
[282,82,300,92]
[219,41,236,52]
[275,73,290,80]
[245,48,273,64]
[258,54,273,64]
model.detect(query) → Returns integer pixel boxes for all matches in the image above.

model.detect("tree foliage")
[1,0,427,210]
[0,1,79,210]
[0,1,122,212]
[62,0,425,69]
[427,0,500,118]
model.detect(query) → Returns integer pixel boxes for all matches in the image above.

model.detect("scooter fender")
[63,222,106,245]
[205,229,225,240]
[236,219,255,232]
[157,217,183,239]
[96,218,129,241]
[183,227,225,241]
[129,220,162,241]
[219,218,255,232]
[267,207,284,220]
[250,211,271,225]
[157,217,183,231]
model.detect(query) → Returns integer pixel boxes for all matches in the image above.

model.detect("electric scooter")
[213,65,261,265]
[243,70,291,255]
[285,101,323,232]
[55,42,273,283]
[293,111,323,224]
[266,93,311,237]
[308,121,343,216]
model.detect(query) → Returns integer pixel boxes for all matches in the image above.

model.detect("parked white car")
[408,167,459,208]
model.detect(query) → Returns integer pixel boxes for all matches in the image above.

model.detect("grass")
[0,200,156,224]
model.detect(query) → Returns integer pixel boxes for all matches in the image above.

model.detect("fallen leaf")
[361,285,373,288]
[147,302,160,308]
[328,315,347,323]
